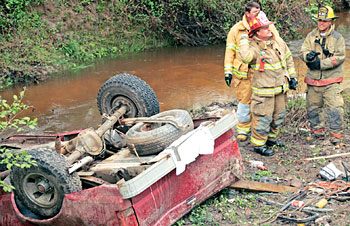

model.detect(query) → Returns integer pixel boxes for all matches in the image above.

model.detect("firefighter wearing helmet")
[300,5,346,145]
[238,12,298,156]
[223,2,280,142]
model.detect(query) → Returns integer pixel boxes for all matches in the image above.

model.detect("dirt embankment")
[1,0,317,89]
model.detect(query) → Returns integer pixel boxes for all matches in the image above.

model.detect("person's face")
[256,26,272,41]
[317,19,332,33]
[246,7,260,21]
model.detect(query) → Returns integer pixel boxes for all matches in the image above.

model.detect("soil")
[183,99,350,226]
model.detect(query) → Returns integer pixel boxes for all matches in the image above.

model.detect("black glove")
[306,55,321,70]
[306,51,320,62]
[225,74,232,87]
[323,48,331,57]
[288,77,298,90]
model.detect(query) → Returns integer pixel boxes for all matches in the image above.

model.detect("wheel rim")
[111,96,138,118]
[22,173,58,208]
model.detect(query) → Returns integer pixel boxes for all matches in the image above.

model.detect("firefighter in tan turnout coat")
[300,5,346,145]
[238,12,298,156]
[224,2,279,142]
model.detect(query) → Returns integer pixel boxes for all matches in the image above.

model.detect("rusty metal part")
[69,156,94,174]
[80,176,111,185]
[55,136,62,154]
[121,117,185,131]
[77,171,95,176]
[65,106,127,164]
[0,170,10,179]
[96,106,127,137]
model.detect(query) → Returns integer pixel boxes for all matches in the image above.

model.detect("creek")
[1,11,350,136]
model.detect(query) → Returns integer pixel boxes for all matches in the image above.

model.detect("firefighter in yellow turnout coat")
[300,5,346,145]
[224,2,279,142]
[238,12,298,156]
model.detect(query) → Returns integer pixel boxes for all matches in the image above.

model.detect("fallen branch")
[302,152,350,161]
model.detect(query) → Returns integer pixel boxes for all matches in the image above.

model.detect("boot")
[266,139,285,147]
[253,145,274,156]
[237,134,248,142]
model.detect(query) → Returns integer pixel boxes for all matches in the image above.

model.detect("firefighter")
[238,12,298,156]
[224,1,279,142]
[300,5,346,146]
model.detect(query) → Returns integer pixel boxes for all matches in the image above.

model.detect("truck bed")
[0,112,242,226]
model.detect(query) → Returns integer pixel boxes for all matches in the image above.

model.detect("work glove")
[225,73,232,87]
[322,48,331,57]
[288,77,298,90]
[306,51,320,62]
[306,55,321,70]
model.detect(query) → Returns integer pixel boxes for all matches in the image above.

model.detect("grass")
[175,189,279,225]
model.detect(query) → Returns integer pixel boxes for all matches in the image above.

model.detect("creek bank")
[0,66,54,89]
[0,0,320,89]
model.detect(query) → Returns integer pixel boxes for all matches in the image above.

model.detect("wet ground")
[181,100,350,225]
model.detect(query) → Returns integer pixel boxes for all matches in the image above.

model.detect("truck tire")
[124,109,194,156]
[10,148,82,218]
[97,73,160,119]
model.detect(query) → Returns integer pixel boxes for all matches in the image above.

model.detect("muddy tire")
[97,73,160,118]
[125,109,194,156]
[10,148,82,218]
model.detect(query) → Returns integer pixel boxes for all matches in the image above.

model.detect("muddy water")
[1,11,350,136]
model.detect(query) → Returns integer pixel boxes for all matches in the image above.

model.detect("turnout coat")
[300,24,346,86]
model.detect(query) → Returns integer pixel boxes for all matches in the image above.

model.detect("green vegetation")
[0,89,37,192]
[0,0,333,88]
[175,189,277,225]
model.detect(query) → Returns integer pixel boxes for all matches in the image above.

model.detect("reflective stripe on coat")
[300,24,346,86]
[238,35,296,97]
[224,15,279,79]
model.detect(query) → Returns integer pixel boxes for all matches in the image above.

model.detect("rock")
[287,176,303,188]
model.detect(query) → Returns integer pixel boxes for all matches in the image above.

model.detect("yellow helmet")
[313,5,338,21]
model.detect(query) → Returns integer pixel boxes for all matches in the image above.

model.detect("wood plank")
[229,180,299,193]
[302,152,350,161]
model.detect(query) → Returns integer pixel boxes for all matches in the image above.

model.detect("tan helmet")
[313,5,338,21]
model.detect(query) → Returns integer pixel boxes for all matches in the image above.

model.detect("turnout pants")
[250,92,287,147]
[232,74,252,136]
[306,83,344,135]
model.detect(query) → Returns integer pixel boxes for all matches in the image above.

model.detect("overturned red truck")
[0,74,242,226]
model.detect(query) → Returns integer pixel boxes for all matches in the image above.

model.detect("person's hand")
[306,51,320,62]
[225,74,232,87]
[288,77,298,90]
[306,55,321,70]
